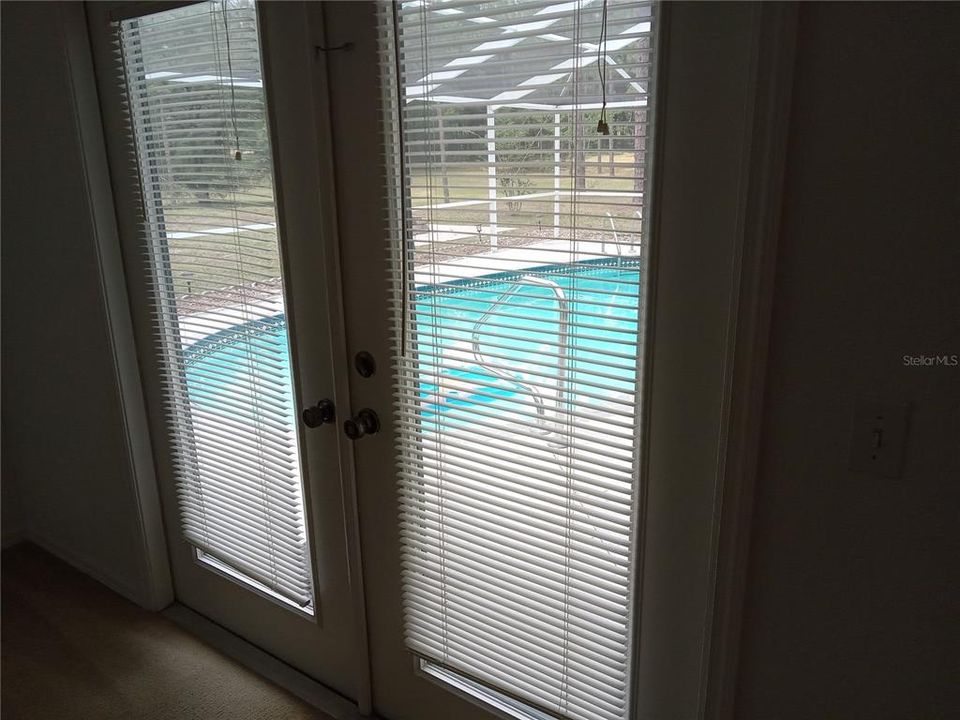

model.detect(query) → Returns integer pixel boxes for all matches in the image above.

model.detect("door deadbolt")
[354,351,376,378]
[344,408,380,440]
[302,399,336,428]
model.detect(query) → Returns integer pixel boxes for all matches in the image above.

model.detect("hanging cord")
[221,1,243,160]
[596,0,609,135]
[392,3,410,358]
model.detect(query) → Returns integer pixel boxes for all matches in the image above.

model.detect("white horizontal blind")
[381,2,656,719]
[118,1,314,609]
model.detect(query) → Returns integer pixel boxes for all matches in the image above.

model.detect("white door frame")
[631,4,799,718]
[699,4,799,719]
[52,0,174,611]
[78,1,798,718]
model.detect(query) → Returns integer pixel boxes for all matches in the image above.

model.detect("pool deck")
[177,238,640,347]
[413,239,638,286]
[178,296,285,350]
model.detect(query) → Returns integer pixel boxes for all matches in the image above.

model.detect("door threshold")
[163,603,376,720]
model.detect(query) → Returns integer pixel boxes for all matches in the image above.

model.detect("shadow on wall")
[736,3,960,720]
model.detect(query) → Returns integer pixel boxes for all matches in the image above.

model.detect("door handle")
[302,399,336,428]
[344,408,380,440]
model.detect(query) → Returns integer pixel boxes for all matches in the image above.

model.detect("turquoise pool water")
[185,261,641,426]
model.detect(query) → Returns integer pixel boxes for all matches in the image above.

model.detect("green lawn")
[163,151,644,299]
[410,152,644,235]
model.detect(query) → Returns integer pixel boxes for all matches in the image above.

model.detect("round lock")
[355,351,376,378]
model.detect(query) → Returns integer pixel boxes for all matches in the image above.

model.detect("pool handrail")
[470,275,570,445]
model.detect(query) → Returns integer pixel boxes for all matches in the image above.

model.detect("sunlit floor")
[1,543,326,720]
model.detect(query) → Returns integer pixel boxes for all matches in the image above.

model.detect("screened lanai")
[127,0,654,303]
[390,0,654,281]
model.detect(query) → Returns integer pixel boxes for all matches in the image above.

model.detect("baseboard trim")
[163,603,376,720]
[24,533,147,608]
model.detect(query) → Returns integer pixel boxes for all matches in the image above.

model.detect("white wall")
[1,1,171,609]
[736,3,959,718]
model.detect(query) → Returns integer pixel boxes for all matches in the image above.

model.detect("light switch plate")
[848,398,910,478]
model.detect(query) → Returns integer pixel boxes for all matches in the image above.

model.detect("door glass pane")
[382,1,656,718]
[119,0,314,611]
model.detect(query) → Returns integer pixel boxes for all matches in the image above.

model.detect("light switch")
[848,398,910,478]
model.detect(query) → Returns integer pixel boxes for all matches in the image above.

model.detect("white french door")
[92,1,782,719]
[88,0,366,701]
[325,2,772,720]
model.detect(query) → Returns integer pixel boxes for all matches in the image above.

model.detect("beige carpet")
[2,543,329,720]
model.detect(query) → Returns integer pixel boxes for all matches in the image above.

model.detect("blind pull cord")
[597,0,610,135]
[220,2,243,160]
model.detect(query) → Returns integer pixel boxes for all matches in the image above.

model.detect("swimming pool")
[411,261,641,432]
[184,260,642,433]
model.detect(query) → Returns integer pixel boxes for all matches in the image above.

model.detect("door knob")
[302,399,336,428]
[344,408,380,440]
